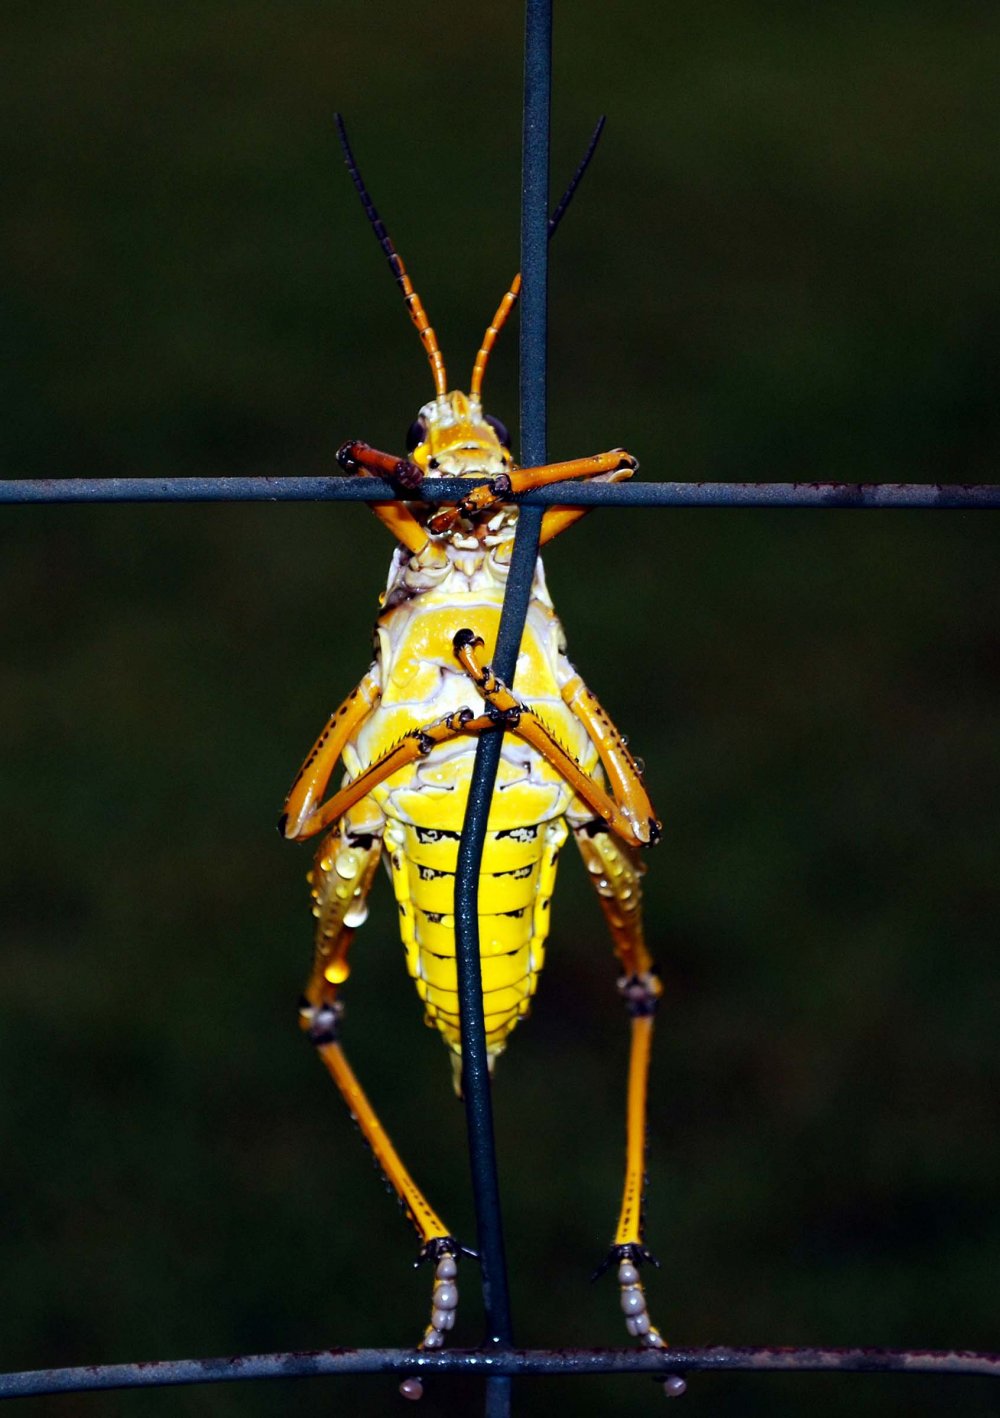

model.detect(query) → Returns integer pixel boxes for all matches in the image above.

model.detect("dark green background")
[1,3,998,1415]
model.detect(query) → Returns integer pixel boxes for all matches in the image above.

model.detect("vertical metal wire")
[452,2,552,1414]
[519,0,552,474]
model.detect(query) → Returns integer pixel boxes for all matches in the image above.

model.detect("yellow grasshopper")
[280,118,665,1376]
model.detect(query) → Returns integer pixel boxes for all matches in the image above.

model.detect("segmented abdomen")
[384,812,568,1059]
[347,581,599,1068]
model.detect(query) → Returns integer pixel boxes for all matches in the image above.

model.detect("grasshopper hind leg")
[572,824,686,1395]
[297,817,472,1392]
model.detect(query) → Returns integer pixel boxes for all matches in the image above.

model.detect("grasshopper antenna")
[548,113,606,240]
[335,113,448,398]
[470,115,607,401]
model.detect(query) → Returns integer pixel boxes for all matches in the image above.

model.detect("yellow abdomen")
[385,811,567,1059]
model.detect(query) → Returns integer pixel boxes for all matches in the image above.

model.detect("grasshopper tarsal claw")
[591,1240,661,1282]
[414,1235,477,1266]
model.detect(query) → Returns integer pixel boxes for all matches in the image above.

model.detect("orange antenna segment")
[469,115,606,400]
[470,272,521,401]
[392,252,448,398]
[335,114,448,398]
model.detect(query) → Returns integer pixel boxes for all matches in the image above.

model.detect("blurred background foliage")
[1,2,999,1415]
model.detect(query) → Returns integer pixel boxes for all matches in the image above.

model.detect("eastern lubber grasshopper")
[280,118,666,1395]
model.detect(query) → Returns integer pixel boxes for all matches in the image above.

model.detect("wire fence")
[3,475,1000,508]
[2,401,996,1401]
[2,0,998,1413]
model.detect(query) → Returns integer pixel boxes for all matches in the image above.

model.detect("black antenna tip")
[548,115,608,242]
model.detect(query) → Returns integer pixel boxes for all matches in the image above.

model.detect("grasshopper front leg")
[428,447,637,536]
[336,440,434,558]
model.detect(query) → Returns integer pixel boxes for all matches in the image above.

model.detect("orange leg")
[450,632,670,1357]
[337,438,423,489]
[336,440,431,557]
[538,504,589,545]
[563,672,666,1322]
[297,819,468,1363]
[574,829,666,1352]
[280,672,381,841]
[505,448,637,497]
[559,672,661,844]
[451,631,660,847]
[301,819,384,1012]
[430,447,637,534]
[537,466,638,547]
[286,703,495,843]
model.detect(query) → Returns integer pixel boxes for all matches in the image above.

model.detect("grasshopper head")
[405,390,513,481]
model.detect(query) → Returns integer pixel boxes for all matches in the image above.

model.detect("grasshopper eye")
[484,415,511,449]
[405,417,428,452]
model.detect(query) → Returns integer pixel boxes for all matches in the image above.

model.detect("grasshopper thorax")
[406,390,513,483]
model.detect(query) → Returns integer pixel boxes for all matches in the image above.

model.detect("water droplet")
[344,900,369,928]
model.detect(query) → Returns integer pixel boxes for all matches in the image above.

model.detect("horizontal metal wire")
[1,1345,997,1399]
[2,476,999,508]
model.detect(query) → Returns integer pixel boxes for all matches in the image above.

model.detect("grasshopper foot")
[400,1239,474,1400]
[615,1251,665,1346]
[418,1249,461,1350]
[596,1246,687,1397]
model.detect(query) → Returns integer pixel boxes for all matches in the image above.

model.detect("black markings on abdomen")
[415,827,461,843]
